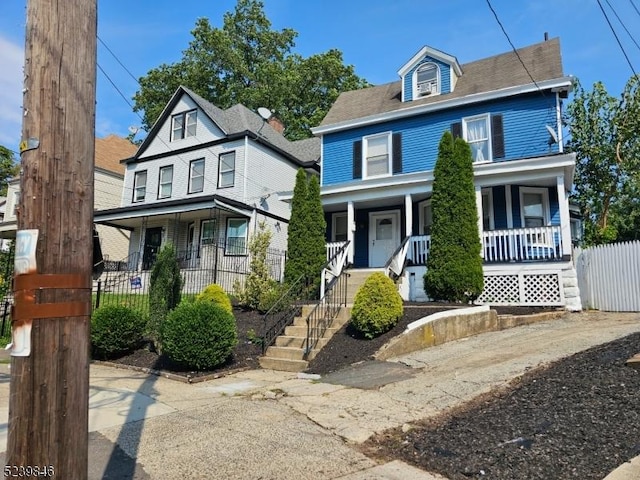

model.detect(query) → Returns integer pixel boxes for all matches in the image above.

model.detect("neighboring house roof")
[95,134,137,175]
[319,38,565,128]
[131,86,320,167]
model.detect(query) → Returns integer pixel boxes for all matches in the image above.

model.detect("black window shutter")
[392,133,402,174]
[353,140,362,179]
[451,122,462,139]
[491,114,505,159]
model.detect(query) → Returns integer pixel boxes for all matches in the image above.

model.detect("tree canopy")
[133,0,369,141]
[0,146,19,197]
[566,76,640,244]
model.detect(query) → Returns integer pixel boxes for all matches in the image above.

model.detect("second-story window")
[133,170,147,202]
[218,151,235,188]
[463,114,491,163]
[158,165,173,199]
[364,133,390,178]
[189,159,204,193]
[171,110,197,141]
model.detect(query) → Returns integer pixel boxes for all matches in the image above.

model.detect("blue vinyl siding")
[403,56,452,101]
[322,93,559,186]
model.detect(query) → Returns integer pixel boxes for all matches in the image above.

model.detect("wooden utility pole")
[6,1,97,478]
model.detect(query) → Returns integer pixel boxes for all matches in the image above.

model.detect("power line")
[604,0,640,53]
[484,0,544,94]
[97,35,139,84]
[630,0,640,18]
[597,0,638,77]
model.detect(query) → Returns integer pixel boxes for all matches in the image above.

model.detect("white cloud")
[0,35,24,148]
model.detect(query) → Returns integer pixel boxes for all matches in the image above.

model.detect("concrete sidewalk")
[0,310,638,479]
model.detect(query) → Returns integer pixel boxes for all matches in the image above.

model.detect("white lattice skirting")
[476,271,564,306]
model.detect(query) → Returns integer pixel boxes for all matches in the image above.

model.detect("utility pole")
[6,1,97,478]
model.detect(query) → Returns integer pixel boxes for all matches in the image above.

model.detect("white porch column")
[505,184,513,228]
[347,200,355,265]
[475,185,484,258]
[557,175,572,257]
[404,193,413,237]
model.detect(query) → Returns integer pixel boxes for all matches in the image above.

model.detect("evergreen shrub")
[350,272,403,339]
[196,283,233,313]
[160,301,238,370]
[148,244,183,347]
[91,305,146,359]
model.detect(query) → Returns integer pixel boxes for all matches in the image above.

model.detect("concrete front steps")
[345,268,384,304]
[259,305,352,372]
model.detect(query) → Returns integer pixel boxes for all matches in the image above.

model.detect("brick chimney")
[268,116,285,134]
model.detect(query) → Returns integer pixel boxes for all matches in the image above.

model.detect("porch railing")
[483,226,564,262]
[326,241,348,261]
[407,226,564,266]
[384,236,411,278]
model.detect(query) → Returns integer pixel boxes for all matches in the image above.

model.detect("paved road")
[0,310,638,479]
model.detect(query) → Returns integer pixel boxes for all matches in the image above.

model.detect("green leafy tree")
[148,244,183,348]
[132,0,368,140]
[424,132,483,302]
[566,76,640,245]
[0,146,19,197]
[284,169,309,284]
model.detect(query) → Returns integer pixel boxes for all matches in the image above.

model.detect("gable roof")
[397,45,463,77]
[317,38,567,130]
[94,135,137,175]
[133,86,320,168]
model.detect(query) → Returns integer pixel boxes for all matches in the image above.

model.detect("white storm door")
[369,210,400,267]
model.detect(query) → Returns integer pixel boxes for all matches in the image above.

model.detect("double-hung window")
[189,159,204,193]
[171,110,197,141]
[520,188,549,228]
[364,133,391,178]
[332,213,348,242]
[226,218,248,255]
[133,170,147,202]
[415,62,439,97]
[419,200,433,235]
[463,114,491,163]
[158,165,173,199]
[218,151,235,188]
[200,219,216,246]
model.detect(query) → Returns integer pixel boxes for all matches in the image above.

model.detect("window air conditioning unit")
[417,83,433,96]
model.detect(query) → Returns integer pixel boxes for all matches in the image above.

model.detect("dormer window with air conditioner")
[415,62,439,97]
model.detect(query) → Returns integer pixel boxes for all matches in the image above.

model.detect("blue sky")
[1,0,639,150]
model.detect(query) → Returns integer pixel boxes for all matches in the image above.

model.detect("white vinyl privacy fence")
[574,241,640,312]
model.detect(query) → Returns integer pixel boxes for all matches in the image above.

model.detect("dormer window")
[171,110,197,141]
[415,63,439,97]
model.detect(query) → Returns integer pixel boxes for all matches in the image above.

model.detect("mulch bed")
[360,331,640,480]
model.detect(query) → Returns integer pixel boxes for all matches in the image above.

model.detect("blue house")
[311,38,581,310]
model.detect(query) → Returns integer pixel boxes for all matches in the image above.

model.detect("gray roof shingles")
[320,38,565,127]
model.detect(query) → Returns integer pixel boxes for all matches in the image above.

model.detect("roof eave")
[312,76,574,136]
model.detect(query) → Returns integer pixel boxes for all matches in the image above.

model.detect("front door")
[369,210,400,267]
[142,227,163,270]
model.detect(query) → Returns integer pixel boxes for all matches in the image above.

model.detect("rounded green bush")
[350,272,403,339]
[160,301,238,370]
[196,283,233,313]
[91,305,146,359]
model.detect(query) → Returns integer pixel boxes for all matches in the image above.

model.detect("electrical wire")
[604,0,640,52]
[597,0,639,77]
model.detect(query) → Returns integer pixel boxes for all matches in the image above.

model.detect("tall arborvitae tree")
[284,168,309,284]
[306,175,328,293]
[424,131,483,302]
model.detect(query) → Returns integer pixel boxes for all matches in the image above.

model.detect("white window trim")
[171,110,197,141]
[331,213,348,242]
[462,113,492,163]
[225,218,248,255]
[133,170,147,203]
[363,131,393,179]
[519,186,550,228]
[481,188,495,231]
[413,62,440,98]
[200,219,217,246]
[189,159,205,194]
[218,151,235,188]
[158,165,173,199]
[418,199,432,236]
